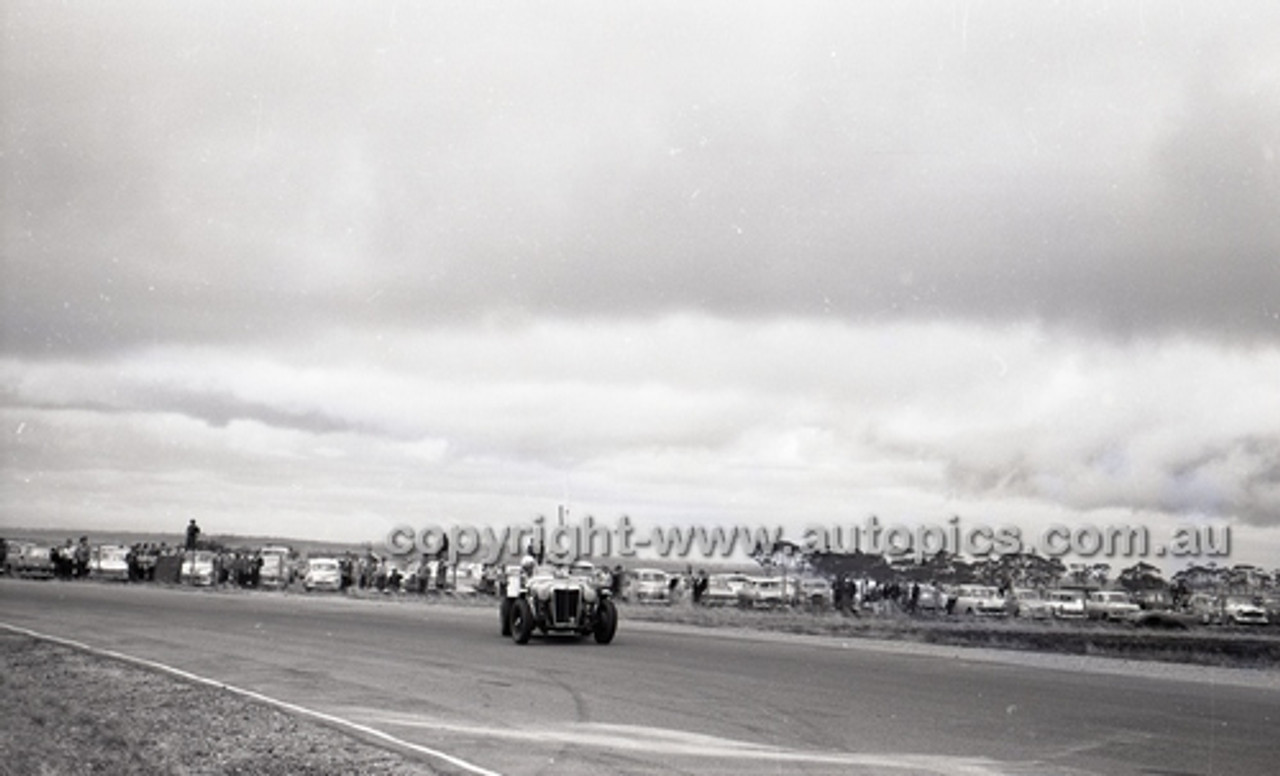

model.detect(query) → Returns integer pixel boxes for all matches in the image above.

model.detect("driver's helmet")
[520,555,537,577]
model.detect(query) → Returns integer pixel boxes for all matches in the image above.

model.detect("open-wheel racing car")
[500,560,617,645]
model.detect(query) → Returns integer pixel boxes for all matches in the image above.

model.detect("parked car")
[1010,588,1053,619]
[1133,589,1174,611]
[792,577,834,608]
[914,585,947,614]
[1085,590,1140,621]
[180,551,217,586]
[1260,594,1280,625]
[258,546,294,589]
[629,568,671,604]
[949,585,1007,616]
[500,562,616,645]
[303,557,342,592]
[90,544,130,581]
[5,542,55,578]
[739,576,787,609]
[1043,589,1087,620]
[1218,595,1269,626]
[700,573,747,606]
[1184,593,1221,624]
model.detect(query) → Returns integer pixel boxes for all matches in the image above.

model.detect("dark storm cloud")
[3,1,1279,357]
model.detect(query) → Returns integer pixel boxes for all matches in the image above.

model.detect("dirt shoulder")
[0,632,439,775]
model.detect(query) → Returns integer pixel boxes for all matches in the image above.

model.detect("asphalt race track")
[2,579,1277,775]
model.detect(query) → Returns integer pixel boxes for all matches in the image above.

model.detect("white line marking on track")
[0,622,502,776]
[358,710,1051,775]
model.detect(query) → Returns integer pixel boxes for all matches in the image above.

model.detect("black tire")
[511,598,534,645]
[593,598,618,644]
[500,598,512,637]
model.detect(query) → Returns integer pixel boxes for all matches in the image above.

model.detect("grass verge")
[614,603,1280,669]
[0,632,438,775]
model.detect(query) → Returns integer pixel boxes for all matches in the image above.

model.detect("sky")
[3,2,1278,574]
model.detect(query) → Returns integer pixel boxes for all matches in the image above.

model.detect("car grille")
[552,588,581,626]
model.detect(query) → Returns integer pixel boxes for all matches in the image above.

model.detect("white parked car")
[739,576,787,609]
[949,585,1008,616]
[303,557,342,592]
[1085,590,1140,621]
[258,546,294,589]
[700,573,747,606]
[1010,588,1053,619]
[180,551,217,587]
[1219,595,1269,626]
[90,544,130,581]
[793,577,834,608]
[629,568,671,604]
[1043,589,1087,619]
[914,585,947,613]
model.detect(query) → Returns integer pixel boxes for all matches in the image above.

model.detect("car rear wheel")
[500,598,512,637]
[593,598,617,644]
[511,598,534,644]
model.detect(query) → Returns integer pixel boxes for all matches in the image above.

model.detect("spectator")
[610,565,624,598]
[692,570,708,605]
[74,536,91,579]
[56,539,74,579]
[185,519,201,551]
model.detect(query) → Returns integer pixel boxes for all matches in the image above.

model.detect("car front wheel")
[593,598,617,644]
[511,598,534,644]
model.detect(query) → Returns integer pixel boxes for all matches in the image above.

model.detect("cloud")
[4,2,1279,357]
[2,4,1278,570]
[4,319,1278,535]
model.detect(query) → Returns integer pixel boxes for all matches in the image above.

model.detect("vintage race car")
[500,562,617,645]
